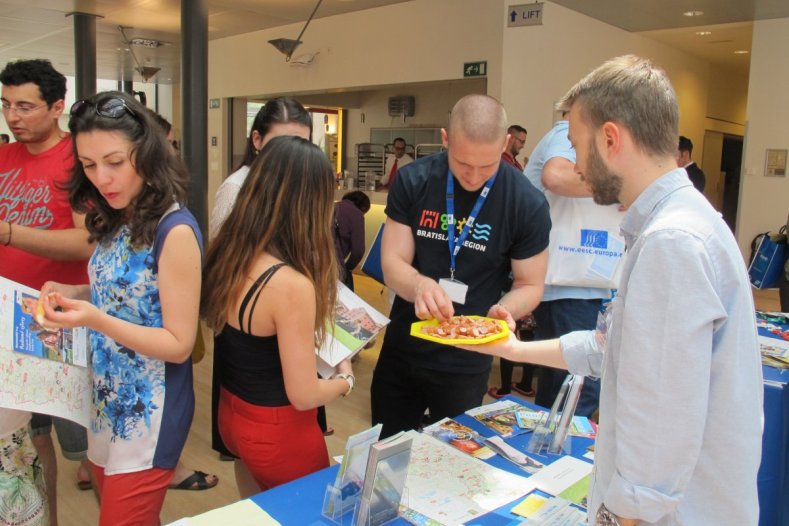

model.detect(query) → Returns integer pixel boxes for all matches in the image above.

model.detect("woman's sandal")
[168,470,219,491]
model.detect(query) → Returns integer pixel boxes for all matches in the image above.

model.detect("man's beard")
[584,140,623,205]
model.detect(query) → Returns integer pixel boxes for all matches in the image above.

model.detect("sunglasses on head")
[69,97,138,122]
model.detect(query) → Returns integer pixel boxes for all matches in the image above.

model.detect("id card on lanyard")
[439,169,498,304]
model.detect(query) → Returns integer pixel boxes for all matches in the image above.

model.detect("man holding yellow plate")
[371,94,550,439]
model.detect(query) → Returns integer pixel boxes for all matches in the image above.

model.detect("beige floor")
[54,279,781,525]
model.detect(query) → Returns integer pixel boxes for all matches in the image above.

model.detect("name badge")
[439,278,468,305]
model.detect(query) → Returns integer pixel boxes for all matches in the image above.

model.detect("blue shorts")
[29,413,88,461]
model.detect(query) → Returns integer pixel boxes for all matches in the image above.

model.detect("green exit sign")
[464,61,487,77]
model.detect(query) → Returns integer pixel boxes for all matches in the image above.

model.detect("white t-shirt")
[209,165,251,238]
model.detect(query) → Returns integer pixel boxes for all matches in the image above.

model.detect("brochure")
[465,399,527,437]
[357,430,414,526]
[316,281,389,378]
[421,417,495,459]
[0,276,92,427]
[516,410,598,439]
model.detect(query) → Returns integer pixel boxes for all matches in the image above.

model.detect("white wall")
[500,1,710,169]
[207,0,504,203]
[738,17,789,256]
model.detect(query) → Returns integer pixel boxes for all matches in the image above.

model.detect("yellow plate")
[410,316,509,345]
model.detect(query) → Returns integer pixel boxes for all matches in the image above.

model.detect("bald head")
[447,94,508,145]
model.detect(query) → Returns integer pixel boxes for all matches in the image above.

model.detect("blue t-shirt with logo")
[384,151,550,373]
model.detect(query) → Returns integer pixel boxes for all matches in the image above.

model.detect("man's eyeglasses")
[1,102,48,116]
[70,97,138,122]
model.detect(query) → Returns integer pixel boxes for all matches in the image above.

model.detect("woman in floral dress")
[36,91,202,526]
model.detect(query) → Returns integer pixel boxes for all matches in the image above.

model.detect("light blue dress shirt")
[561,168,763,525]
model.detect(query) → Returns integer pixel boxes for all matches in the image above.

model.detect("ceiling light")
[269,0,323,62]
[129,38,166,48]
[118,26,161,82]
[734,50,749,54]
[683,10,704,17]
[695,31,711,36]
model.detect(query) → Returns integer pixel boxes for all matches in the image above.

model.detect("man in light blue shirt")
[523,116,616,416]
[462,55,763,525]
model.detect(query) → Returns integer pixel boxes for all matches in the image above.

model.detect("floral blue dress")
[87,208,200,475]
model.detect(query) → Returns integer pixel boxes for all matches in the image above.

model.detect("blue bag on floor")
[361,223,385,285]
[749,228,788,289]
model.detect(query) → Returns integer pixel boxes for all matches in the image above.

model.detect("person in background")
[372,94,550,439]
[38,91,203,526]
[202,136,355,498]
[334,190,371,291]
[210,97,312,237]
[380,136,413,190]
[501,124,527,170]
[0,58,94,526]
[0,132,9,145]
[461,55,762,526]
[208,96,313,459]
[677,135,705,192]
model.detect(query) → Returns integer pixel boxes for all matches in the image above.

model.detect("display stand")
[322,484,409,526]
[322,480,361,524]
[527,374,584,455]
[353,488,409,526]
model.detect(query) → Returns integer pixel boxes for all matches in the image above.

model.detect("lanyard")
[446,169,497,279]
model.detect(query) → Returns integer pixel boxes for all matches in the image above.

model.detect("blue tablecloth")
[250,397,593,525]
[758,326,789,526]
[248,332,789,525]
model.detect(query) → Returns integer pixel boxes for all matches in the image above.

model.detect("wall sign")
[464,61,487,77]
[765,149,787,177]
[209,98,220,109]
[507,3,544,27]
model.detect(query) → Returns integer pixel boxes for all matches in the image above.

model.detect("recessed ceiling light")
[695,31,711,36]
[683,10,704,17]
[734,50,749,54]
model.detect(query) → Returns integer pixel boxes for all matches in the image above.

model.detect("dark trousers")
[371,349,489,439]
[532,298,602,418]
[780,271,789,312]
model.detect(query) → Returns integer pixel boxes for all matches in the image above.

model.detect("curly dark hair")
[65,91,190,247]
[0,59,66,105]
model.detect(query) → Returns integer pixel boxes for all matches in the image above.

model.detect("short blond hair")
[557,55,678,157]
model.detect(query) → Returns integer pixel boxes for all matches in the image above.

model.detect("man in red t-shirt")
[0,59,94,525]
[501,124,528,172]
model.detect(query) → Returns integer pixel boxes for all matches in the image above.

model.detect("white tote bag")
[543,191,626,289]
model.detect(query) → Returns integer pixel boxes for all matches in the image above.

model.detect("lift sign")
[507,3,544,27]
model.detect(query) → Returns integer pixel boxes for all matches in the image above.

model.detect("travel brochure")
[421,417,495,460]
[0,276,92,427]
[758,334,789,369]
[465,399,526,437]
[316,281,389,378]
[465,399,598,440]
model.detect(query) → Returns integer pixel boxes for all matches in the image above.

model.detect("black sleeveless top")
[215,263,289,406]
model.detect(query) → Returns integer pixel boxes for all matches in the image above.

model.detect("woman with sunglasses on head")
[36,91,202,526]
[202,135,354,498]
[209,97,312,237]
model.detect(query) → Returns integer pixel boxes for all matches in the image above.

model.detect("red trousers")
[218,387,329,490]
[90,462,175,526]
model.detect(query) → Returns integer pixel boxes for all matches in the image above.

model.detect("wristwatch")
[596,504,621,526]
[333,373,355,396]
